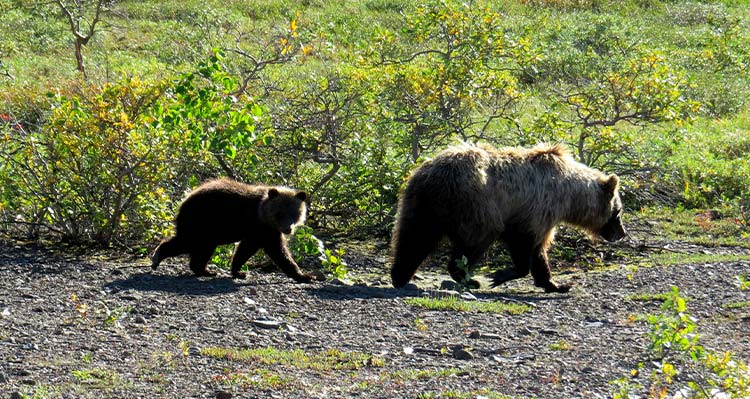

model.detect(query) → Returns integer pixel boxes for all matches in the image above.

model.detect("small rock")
[243,297,257,310]
[10,392,22,399]
[469,331,481,339]
[403,346,414,355]
[460,292,477,301]
[257,307,268,314]
[452,347,474,360]
[134,315,147,324]
[440,280,459,290]
[189,346,202,356]
[21,343,38,351]
[1,308,9,318]
[216,391,232,399]
[402,283,419,291]
[331,278,353,286]
[0,373,9,383]
[253,319,285,330]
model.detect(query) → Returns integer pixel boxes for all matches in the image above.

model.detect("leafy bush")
[0,76,179,244]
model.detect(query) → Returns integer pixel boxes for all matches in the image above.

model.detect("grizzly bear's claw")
[542,282,572,293]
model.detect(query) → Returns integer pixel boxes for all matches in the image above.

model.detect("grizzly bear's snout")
[599,215,626,242]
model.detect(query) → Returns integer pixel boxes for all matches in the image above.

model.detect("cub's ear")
[600,174,620,194]
[268,188,279,199]
[295,191,308,202]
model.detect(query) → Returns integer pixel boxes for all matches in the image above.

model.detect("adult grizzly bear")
[391,143,626,293]
[151,178,316,283]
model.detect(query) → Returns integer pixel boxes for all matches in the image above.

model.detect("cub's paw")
[232,271,247,279]
[195,270,217,277]
[293,273,323,283]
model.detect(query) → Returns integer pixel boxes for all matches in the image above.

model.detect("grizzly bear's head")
[261,188,308,235]
[596,175,626,242]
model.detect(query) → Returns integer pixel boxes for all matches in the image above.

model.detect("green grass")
[210,368,295,390]
[382,368,465,382]
[418,390,519,399]
[649,252,750,268]
[200,346,385,371]
[722,301,750,310]
[626,292,676,302]
[404,296,533,315]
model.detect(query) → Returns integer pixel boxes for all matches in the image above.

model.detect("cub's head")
[260,187,308,235]
[595,175,626,242]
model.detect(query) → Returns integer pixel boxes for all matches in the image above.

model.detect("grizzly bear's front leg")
[262,233,316,283]
[529,246,571,293]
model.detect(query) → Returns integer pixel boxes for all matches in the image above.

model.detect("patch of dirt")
[0,240,748,399]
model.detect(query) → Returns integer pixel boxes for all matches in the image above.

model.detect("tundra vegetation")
[1,0,749,397]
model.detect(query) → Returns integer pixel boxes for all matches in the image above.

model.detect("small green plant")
[71,367,124,388]
[404,296,532,315]
[102,305,131,327]
[17,385,61,399]
[413,317,428,332]
[549,340,572,351]
[290,225,348,279]
[737,274,750,291]
[614,286,750,398]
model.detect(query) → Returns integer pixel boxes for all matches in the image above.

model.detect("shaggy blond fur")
[390,142,625,292]
[151,178,315,282]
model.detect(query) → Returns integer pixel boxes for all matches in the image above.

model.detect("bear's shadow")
[307,284,567,303]
[105,272,254,296]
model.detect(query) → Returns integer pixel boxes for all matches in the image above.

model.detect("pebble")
[0,308,9,318]
[215,391,232,399]
[0,372,8,383]
[134,316,147,324]
[253,319,285,330]
[10,393,21,399]
[460,292,477,301]
[452,347,474,360]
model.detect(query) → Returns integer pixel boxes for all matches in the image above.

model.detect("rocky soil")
[0,239,748,399]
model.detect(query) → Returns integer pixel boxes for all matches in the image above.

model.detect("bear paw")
[542,282,572,293]
[194,270,217,277]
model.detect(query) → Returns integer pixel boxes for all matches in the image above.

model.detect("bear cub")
[390,142,626,293]
[151,178,316,283]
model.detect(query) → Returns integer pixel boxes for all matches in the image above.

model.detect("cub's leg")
[188,245,218,277]
[151,236,189,270]
[230,239,260,279]
[262,233,315,283]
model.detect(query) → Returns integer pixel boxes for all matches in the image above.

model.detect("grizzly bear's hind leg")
[391,215,443,288]
[151,237,189,270]
[491,227,533,288]
[188,245,218,277]
[446,237,491,289]
[230,239,260,279]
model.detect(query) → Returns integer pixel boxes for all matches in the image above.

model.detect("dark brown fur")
[390,143,626,292]
[151,178,315,282]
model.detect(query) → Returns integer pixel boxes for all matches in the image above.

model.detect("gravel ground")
[0,239,748,399]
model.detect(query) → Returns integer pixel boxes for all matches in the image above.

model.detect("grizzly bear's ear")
[268,188,279,199]
[601,174,620,194]
[295,191,308,202]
